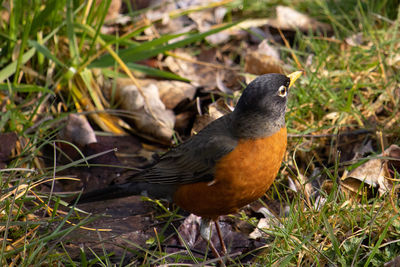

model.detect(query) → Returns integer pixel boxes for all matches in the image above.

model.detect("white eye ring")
[278,85,287,97]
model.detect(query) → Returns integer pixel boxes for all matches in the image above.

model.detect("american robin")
[73,71,302,257]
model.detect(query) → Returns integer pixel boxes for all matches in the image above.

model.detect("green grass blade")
[88,32,186,68]
[126,62,190,81]
[12,1,34,85]
[0,47,36,83]
[363,214,399,267]
[66,0,80,64]
[279,234,312,266]
[0,83,55,94]
[322,213,347,265]
[89,21,238,68]
[28,40,67,68]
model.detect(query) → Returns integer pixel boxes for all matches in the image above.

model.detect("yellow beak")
[287,71,303,88]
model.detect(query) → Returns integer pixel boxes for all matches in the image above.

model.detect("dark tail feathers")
[71,183,141,205]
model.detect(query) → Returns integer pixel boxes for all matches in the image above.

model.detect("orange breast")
[173,127,287,219]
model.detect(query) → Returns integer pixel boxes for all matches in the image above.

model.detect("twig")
[277,27,302,69]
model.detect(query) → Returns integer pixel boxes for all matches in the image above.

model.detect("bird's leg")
[214,220,227,255]
[200,217,225,263]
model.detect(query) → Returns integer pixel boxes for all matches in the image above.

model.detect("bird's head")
[231,71,302,138]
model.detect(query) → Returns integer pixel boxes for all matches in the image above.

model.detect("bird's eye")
[278,85,287,97]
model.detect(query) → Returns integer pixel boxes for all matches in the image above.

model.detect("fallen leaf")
[209,97,233,117]
[269,5,332,33]
[96,0,121,22]
[291,174,313,204]
[174,111,194,135]
[156,80,196,110]
[257,39,281,60]
[244,41,285,75]
[58,114,97,146]
[116,83,175,141]
[341,145,400,197]
[387,144,400,178]
[167,214,254,256]
[192,98,231,134]
[0,132,18,168]
[387,54,400,68]
[164,51,217,90]
[345,33,364,47]
[249,218,274,240]
[187,2,230,45]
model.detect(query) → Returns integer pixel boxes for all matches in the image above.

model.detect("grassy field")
[1,0,400,266]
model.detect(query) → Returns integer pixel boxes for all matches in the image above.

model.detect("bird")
[72,71,302,259]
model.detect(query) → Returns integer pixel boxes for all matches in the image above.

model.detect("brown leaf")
[97,0,121,22]
[116,83,175,141]
[166,214,254,256]
[157,80,196,110]
[268,6,332,33]
[341,145,400,197]
[341,176,377,199]
[174,111,194,135]
[58,114,97,146]
[387,144,400,178]
[0,132,18,168]
[345,33,364,47]
[192,98,231,134]
[244,50,284,75]
[244,39,285,75]
[164,53,217,90]
[249,217,278,239]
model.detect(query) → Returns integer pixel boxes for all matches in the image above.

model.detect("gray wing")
[130,115,238,185]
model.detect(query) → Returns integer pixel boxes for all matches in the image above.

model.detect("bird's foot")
[200,217,227,266]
